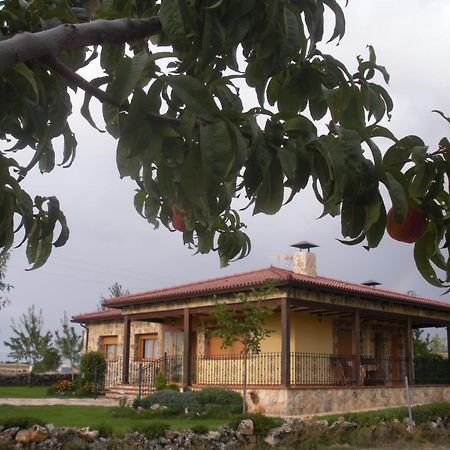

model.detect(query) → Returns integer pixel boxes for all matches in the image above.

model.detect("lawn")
[0,386,50,398]
[0,405,227,434]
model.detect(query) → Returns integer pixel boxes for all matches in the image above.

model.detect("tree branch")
[44,55,181,127]
[0,17,161,75]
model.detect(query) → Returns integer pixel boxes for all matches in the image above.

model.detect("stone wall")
[245,385,450,416]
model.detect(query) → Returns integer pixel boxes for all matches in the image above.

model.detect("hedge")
[0,373,74,386]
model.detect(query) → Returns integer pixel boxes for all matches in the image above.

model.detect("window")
[138,334,159,360]
[101,336,118,360]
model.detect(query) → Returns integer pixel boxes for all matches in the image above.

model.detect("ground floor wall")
[244,385,450,416]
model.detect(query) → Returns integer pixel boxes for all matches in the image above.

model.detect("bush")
[166,382,180,391]
[132,421,170,439]
[96,423,114,438]
[0,416,44,428]
[79,351,106,386]
[153,372,167,391]
[230,413,283,435]
[190,424,209,435]
[195,387,242,413]
[134,389,184,410]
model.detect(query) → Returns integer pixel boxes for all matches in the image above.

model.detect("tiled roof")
[102,266,450,311]
[72,308,122,323]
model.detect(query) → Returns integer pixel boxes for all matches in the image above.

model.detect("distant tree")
[0,252,13,311]
[413,329,445,359]
[99,282,130,309]
[211,286,275,413]
[33,347,61,373]
[4,305,52,366]
[55,312,82,378]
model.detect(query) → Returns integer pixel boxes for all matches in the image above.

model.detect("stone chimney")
[291,241,318,277]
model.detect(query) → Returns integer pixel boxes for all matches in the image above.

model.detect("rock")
[0,427,19,445]
[313,419,329,428]
[150,403,160,410]
[337,416,345,424]
[78,427,99,442]
[207,430,220,440]
[264,427,285,447]
[430,421,438,429]
[436,417,444,428]
[120,431,149,450]
[164,429,180,440]
[15,429,31,443]
[135,406,145,414]
[30,424,49,442]
[45,424,56,436]
[237,419,254,436]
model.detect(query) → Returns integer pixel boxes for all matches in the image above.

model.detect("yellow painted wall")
[212,311,333,355]
[291,312,333,354]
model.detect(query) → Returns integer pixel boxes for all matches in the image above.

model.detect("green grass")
[0,386,50,398]
[0,405,227,434]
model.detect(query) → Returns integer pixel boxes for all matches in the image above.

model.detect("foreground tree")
[0,252,13,310]
[211,287,274,413]
[0,1,448,287]
[4,305,53,366]
[55,312,82,378]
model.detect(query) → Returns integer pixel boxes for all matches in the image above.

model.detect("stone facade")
[245,385,450,416]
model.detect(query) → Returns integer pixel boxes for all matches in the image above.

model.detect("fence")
[103,353,450,392]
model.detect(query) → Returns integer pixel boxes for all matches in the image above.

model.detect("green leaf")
[53,212,69,248]
[109,53,151,105]
[384,172,408,223]
[253,157,284,215]
[414,226,442,287]
[159,0,188,50]
[166,75,220,121]
[13,64,39,100]
[323,0,346,42]
[200,120,234,180]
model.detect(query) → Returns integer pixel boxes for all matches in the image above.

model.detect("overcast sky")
[1,0,449,359]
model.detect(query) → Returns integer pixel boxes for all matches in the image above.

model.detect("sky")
[1,0,449,359]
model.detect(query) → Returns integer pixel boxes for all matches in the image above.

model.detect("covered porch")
[106,295,450,395]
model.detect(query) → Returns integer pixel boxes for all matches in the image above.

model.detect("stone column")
[281,299,291,387]
[183,308,192,388]
[353,310,361,385]
[122,315,130,384]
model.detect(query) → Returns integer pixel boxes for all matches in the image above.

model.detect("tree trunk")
[242,347,247,414]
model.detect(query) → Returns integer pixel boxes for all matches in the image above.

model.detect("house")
[72,248,450,415]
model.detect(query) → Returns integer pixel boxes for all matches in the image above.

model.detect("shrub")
[134,389,184,409]
[230,413,283,435]
[0,416,44,428]
[196,387,242,413]
[95,423,114,438]
[190,424,209,435]
[54,379,75,394]
[79,351,106,385]
[153,372,167,391]
[166,382,180,391]
[132,421,170,439]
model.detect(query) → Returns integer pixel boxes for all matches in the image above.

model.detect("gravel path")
[0,397,116,406]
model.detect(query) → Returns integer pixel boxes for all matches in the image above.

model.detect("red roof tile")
[102,266,450,312]
[72,308,122,323]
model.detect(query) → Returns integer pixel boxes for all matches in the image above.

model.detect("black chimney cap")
[291,241,319,252]
[362,279,381,287]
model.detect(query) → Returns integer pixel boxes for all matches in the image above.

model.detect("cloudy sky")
[1,0,449,359]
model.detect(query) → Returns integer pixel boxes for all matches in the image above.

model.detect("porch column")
[405,317,414,383]
[281,299,291,387]
[352,310,361,385]
[122,315,130,384]
[447,326,450,362]
[183,308,192,388]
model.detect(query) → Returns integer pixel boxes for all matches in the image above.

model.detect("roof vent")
[291,241,319,277]
[362,279,381,288]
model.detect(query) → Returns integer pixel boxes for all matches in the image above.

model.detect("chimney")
[290,241,318,277]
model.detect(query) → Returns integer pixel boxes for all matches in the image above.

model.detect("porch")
[104,352,450,397]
